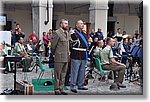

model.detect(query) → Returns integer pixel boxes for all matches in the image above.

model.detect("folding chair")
[93,57,114,83]
[36,55,54,85]
[30,52,40,73]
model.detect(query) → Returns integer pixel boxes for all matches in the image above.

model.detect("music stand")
[33,40,41,54]
[30,40,42,73]
[4,55,22,94]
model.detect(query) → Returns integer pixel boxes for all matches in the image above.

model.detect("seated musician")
[119,38,131,64]
[0,42,12,74]
[15,37,32,72]
[88,37,99,63]
[111,39,121,62]
[93,40,104,57]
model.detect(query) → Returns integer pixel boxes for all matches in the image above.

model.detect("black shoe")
[55,91,61,95]
[61,91,68,95]
[65,83,70,86]
[71,89,77,93]
[108,75,113,80]
[22,69,31,72]
[109,83,120,91]
[3,70,8,74]
[99,76,106,82]
[8,70,14,73]
[78,87,88,90]
[116,83,126,88]
[86,74,94,79]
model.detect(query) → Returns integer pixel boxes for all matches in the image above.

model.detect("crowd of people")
[0,23,54,73]
[0,19,143,95]
[51,19,143,95]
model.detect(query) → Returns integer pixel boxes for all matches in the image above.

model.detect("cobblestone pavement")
[0,64,143,95]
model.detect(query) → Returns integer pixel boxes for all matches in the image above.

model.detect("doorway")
[5,20,12,31]
[107,21,115,35]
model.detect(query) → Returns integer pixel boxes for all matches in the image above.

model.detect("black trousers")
[44,44,48,57]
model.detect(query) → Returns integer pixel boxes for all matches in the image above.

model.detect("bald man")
[70,20,89,93]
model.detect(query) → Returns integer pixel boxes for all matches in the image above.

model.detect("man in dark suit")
[70,20,89,93]
[51,19,70,95]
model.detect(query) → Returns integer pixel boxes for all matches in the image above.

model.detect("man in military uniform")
[15,37,31,72]
[51,19,69,95]
[100,37,126,88]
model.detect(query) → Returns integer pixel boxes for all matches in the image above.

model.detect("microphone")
[2,41,5,45]
[5,43,11,47]
[88,45,94,55]
[4,42,14,48]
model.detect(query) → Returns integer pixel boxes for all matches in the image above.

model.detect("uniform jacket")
[51,28,69,62]
[70,28,88,60]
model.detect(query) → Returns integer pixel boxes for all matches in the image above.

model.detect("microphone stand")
[86,45,95,79]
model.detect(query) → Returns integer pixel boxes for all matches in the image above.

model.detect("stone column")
[89,0,108,38]
[0,1,3,14]
[32,0,53,40]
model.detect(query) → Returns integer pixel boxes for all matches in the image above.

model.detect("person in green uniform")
[15,37,32,72]
[100,37,126,88]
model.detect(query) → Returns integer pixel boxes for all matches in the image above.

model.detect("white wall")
[0,31,11,45]
[4,9,32,39]
[114,14,139,36]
